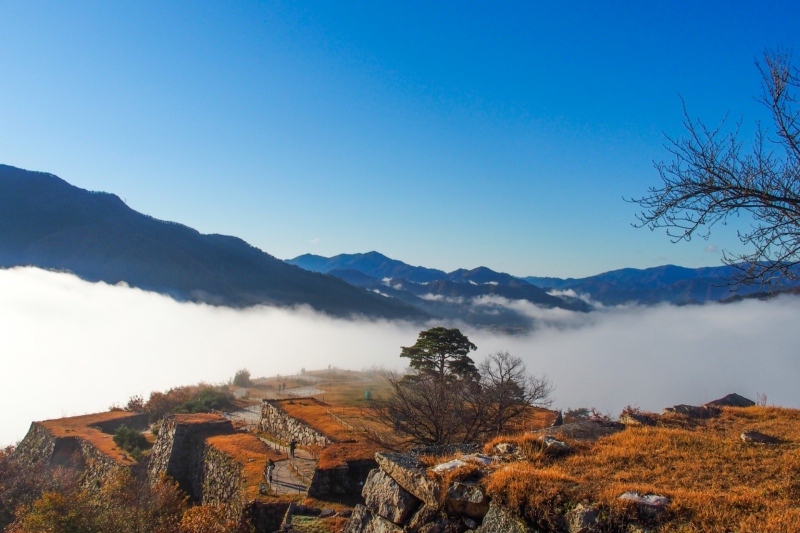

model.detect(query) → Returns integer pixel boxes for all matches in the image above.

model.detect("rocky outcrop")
[445,481,489,519]
[704,393,755,408]
[374,452,442,506]
[362,469,420,524]
[477,502,539,533]
[531,420,625,442]
[259,399,333,447]
[345,451,493,532]
[344,504,404,533]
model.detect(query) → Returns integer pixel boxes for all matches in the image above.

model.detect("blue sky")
[1,1,798,277]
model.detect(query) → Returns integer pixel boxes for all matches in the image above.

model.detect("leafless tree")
[479,351,553,434]
[367,351,553,446]
[632,50,800,286]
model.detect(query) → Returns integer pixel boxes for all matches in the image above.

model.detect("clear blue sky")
[1,1,798,277]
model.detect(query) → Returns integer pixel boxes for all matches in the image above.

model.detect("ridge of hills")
[289,252,800,307]
[0,164,429,321]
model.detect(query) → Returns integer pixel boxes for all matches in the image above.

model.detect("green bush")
[113,425,147,454]
[174,388,233,414]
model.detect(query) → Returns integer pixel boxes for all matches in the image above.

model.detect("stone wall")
[80,439,125,488]
[148,415,234,501]
[308,458,377,498]
[13,423,58,466]
[13,422,123,488]
[201,445,244,514]
[259,399,333,447]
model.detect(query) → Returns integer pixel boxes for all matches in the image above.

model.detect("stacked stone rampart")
[308,458,376,498]
[148,414,233,501]
[259,399,333,447]
[13,422,125,486]
[201,445,245,513]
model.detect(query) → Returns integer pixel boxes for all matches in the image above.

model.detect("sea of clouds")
[2,266,799,446]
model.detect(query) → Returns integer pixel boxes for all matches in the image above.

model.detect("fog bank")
[2,267,799,445]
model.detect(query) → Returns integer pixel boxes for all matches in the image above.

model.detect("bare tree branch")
[631,49,800,286]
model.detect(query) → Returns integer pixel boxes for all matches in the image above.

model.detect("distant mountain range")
[5,163,796,333]
[288,252,800,311]
[0,165,428,321]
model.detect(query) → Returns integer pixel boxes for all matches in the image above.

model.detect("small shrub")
[113,425,147,454]
[232,369,251,388]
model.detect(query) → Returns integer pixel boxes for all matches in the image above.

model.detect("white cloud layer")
[2,267,800,445]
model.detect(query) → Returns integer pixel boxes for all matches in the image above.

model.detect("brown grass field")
[479,406,800,532]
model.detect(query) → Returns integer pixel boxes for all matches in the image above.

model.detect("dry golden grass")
[276,400,366,442]
[483,407,800,532]
[170,413,228,424]
[316,441,386,470]
[37,411,146,465]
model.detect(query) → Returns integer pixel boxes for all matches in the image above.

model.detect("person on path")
[266,458,275,485]
[289,439,297,458]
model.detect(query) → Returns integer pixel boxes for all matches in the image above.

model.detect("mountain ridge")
[0,164,429,321]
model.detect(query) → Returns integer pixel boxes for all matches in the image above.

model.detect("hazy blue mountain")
[445,266,530,286]
[287,252,447,283]
[0,164,429,320]
[522,264,800,305]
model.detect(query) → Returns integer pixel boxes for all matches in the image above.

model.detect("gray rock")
[531,420,625,442]
[344,504,404,533]
[618,492,669,519]
[375,452,442,506]
[493,442,516,455]
[406,504,441,531]
[476,502,539,533]
[740,430,780,444]
[619,413,656,427]
[704,393,755,408]
[565,504,599,533]
[446,482,490,519]
[552,411,563,427]
[319,508,336,518]
[537,435,572,456]
[362,468,421,525]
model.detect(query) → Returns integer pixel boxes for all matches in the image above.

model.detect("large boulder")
[476,502,539,533]
[740,430,780,444]
[405,504,441,531]
[446,482,490,519]
[375,452,442,506]
[531,420,624,442]
[704,393,755,408]
[536,436,572,457]
[344,504,404,533]
[362,469,421,525]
